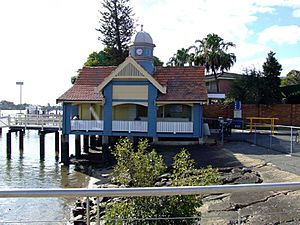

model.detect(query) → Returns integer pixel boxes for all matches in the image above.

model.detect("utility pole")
[16,82,24,113]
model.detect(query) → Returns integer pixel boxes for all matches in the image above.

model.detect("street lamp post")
[16,82,24,113]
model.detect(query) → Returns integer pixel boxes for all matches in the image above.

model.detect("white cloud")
[0,0,299,104]
[293,9,300,17]
[132,0,271,63]
[253,0,300,8]
[280,57,300,75]
[258,25,300,45]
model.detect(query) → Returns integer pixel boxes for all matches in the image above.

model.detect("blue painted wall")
[193,103,203,138]
[148,84,157,137]
[71,105,78,118]
[103,82,113,135]
[129,44,155,75]
[62,103,71,134]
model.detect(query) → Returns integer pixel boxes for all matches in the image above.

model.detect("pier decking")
[1,114,62,161]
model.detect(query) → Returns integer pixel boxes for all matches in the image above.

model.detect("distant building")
[205,72,242,101]
[57,29,207,145]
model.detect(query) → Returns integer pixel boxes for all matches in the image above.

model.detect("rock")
[233,172,260,184]
[232,167,242,174]
[242,167,252,174]
[161,178,168,183]
[220,173,242,184]
[155,181,165,186]
[72,207,85,217]
[165,181,172,186]
[73,215,84,225]
[101,173,110,178]
[101,196,112,203]
[218,167,233,173]
[75,200,82,207]
[158,173,171,179]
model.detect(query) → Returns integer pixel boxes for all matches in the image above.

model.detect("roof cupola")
[129,25,155,75]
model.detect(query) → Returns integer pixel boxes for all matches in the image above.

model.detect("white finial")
[141,24,144,31]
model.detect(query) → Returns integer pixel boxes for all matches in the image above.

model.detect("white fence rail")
[71,120,104,131]
[0,116,9,128]
[8,114,62,129]
[157,121,193,133]
[112,120,148,132]
[1,182,300,225]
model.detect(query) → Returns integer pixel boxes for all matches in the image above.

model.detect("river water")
[0,110,90,224]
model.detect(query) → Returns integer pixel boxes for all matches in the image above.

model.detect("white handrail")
[1,182,300,198]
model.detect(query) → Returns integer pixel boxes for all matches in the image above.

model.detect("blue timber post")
[71,105,78,118]
[148,84,157,137]
[103,82,113,135]
[61,102,70,165]
[62,103,71,134]
[193,103,203,138]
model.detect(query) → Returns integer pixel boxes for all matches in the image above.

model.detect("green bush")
[103,138,220,225]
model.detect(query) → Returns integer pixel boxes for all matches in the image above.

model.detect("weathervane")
[141,24,144,31]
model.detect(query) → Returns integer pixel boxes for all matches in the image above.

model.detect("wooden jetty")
[1,114,62,161]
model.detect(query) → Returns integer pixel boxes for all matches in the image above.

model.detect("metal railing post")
[269,124,272,149]
[86,197,90,225]
[254,123,257,145]
[237,208,241,225]
[290,127,293,155]
[97,197,100,225]
[221,122,224,145]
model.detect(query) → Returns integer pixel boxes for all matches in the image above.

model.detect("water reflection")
[0,127,90,223]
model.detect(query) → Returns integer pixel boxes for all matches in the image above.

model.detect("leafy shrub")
[103,137,220,225]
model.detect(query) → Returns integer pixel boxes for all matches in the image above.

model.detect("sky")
[0,0,300,105]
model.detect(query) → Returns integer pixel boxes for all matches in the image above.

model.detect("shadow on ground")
[151,144,243,169]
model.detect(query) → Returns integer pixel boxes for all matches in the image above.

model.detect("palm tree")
[167,48,192,67]
[190,33,236,92]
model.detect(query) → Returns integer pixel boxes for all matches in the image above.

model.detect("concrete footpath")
[224,141,300,176]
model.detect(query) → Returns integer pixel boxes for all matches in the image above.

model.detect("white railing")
[1,182,300,225]
[157,121,193,133]
[0,116,10,128]
[112,120,148,132]
[71,120,104,131]
[9,114,62,129]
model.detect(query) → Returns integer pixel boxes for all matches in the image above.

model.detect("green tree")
[103,138,220,225]
[262,51,282,104]
[167,48,192,67]
[281,70,300,86]
[191,33,236,92]
[154,56,164,66]
[228,68,263,104]
[97,0,135,65]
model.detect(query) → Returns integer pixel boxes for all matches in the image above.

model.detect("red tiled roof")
[57,65,207,102]
[57,66,116,102]
[154,66,207,101]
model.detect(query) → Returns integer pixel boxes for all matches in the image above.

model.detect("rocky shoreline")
[69,144,300,225]
[71,164,263,225]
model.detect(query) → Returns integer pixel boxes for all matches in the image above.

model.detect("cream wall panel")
[80,104,91,120]
[112,85,148,100]
[113,105,129,120]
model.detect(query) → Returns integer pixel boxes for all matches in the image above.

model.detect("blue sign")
[234,100,241,110]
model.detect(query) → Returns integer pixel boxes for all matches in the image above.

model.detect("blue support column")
[71,105,78,118]
[103,83,113,135]
[148,84,157,137]
[193,103,203,137]
[62,103,71,134]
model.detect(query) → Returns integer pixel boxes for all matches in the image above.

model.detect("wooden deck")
[0,114,62,130]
